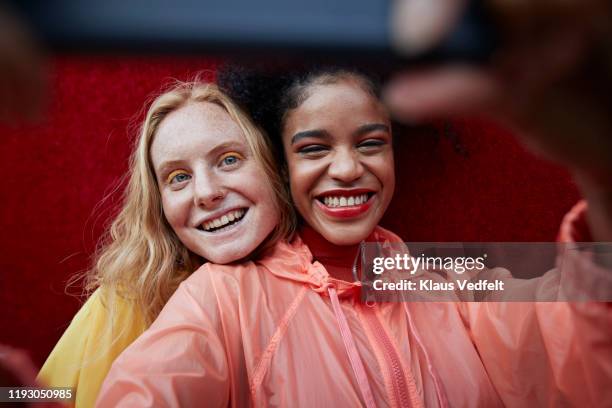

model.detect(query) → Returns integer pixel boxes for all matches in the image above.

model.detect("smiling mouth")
[197,208,248,233]
[316,193,374,208]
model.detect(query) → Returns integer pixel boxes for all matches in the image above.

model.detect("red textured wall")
[0,56,580,367]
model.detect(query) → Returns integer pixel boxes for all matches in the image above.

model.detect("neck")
[299,224,361,282]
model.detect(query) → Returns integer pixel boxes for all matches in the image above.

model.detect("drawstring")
[250,286,308,399]
[352,241,364,282]
[328,285,377,408]
[402,303,448,408]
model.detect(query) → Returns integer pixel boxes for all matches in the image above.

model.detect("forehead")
[151,101,246,163]
[284,80,389,134]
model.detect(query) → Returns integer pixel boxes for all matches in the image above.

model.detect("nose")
[192,172,225,208]
[327,148,364,183]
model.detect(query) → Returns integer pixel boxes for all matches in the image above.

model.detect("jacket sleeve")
[95,265,231,407]
[37,288,145,408]
[459,201,612,407]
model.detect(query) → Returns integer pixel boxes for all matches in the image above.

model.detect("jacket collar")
[256,226,400,297]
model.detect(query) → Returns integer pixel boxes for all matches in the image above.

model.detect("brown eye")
[358,139,385,149]
[298,144,329,156]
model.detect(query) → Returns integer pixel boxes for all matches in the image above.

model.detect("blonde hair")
[85,80,295,330]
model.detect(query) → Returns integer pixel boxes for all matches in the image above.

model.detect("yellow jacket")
[37,288,146,407]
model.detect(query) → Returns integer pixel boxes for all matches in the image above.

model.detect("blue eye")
[223,156,238,165]
[219,151,244,167]
[173,173,190,183]
[166,170,191,184]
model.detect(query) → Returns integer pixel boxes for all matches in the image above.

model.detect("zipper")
[363,307,413,408]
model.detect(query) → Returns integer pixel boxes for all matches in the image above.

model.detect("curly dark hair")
[217,63,467,163]
[217,63,387,165]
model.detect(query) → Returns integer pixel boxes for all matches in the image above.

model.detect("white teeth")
[321,194,370,208]
[202,209,245,231]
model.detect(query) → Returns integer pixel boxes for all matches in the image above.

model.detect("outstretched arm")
[96,267,231,407]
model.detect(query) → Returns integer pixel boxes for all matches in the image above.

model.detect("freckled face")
[150,102,279,264]
[282,79,395,245]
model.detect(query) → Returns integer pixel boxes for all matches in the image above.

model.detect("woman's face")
[283,78,395,245]
[151,101,279,264]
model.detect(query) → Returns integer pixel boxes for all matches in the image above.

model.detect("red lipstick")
[315,190,375,219]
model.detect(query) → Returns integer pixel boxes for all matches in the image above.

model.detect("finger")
[383,65,502,122]
[391,0,468,55]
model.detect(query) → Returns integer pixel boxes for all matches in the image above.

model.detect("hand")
[384,0,612,183]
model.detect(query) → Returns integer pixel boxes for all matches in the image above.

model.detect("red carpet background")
[0,56,580,367]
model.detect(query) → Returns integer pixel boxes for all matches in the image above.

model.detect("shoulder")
[38,287,146,405]
[185,239,307,291]
[40,288,145,356]
[159,262,257,323]
[182,261,258,297]
[186,261,258,282]
[179,240,311,307]
[42,288,109,346]
[89,287,146,333]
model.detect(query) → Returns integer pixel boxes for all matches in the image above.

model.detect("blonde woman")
[37,81,295,407]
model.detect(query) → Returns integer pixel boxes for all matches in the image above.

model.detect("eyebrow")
[353,123,390,137]
[290,124,390,145]
[207,141,247,157]
[290,129,330,145]
[156,160,185,179]
[155,140,247,176]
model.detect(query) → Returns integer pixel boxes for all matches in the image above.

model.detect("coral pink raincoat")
[97,203,611,407]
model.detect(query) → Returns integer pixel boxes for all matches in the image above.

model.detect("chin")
[321,224,373,246]
[206,250,246,264]
[199,243,253,265]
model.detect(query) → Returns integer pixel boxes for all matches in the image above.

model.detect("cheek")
[287,159,322,203]
[160,192,189,228]
[372,151,395,187]
[242,165,281,221]
[383,157,395,193]
[376,153,395,204]
[253,183,282,233]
